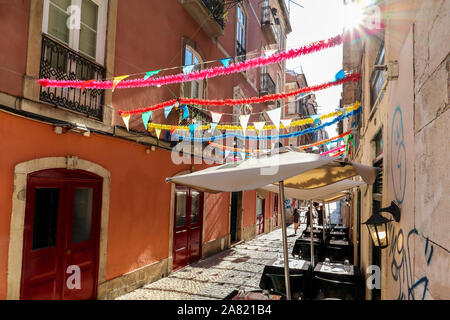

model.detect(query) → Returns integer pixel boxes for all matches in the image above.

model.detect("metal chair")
[266,273,306,300]
[313,275,362,300]
[325,246,352,263]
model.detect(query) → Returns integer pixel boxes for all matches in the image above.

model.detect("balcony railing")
[260,73,276,96]
[236,41,246,63]
[200,0,225,28]
[180,0,225,38]
[261,6,278,44]
[39,34,105,121]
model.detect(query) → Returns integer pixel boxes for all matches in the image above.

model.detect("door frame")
[7,157,110,300]
[168,170,206,274]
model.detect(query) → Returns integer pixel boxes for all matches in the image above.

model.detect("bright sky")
[286,0,346,138]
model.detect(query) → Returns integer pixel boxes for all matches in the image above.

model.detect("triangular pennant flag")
[335,69,346,81]
[280,119,292,129]
[189,123,198,134]
[266,107,282,130]
[142,111,152,129]
[81,79,95,92]
[181,105,189,120]
[170,126,177,135]
[155,128,161,139]
[253,121,265,135]
[224,150,231,159]
[219,58,232,68]
[121,114,131,131]
[164,105,174,118]
[183,65,195,80]
[310,114,321,124]
[112,75,129,92]
[240,152,246,160]
[239,114,250,135]
[144,70,161,80]
[210,122,218,133]
[210,111,223,123]
[265,49,277,57]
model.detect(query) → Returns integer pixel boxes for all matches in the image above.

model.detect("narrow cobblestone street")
[116,224,302,300]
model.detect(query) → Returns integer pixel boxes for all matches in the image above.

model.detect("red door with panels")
[173,186,203,271]
[20,169,102,300]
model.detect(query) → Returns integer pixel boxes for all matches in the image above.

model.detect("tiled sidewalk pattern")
[116,224,304,300]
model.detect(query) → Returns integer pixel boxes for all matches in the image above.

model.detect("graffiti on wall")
[391,106,407,204]
[388,224,434,300]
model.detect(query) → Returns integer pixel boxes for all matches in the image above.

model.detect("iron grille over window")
[39,34,106,121]
[260,73,276,96]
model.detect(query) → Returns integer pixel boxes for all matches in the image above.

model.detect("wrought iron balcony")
[261,6,278,44]
[260,73,276,96]
[39,34,105,121]
[180,0,225,38]
[236,41,246,63]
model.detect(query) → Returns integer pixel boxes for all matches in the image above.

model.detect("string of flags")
[38,34,344,90]
[121,101,360,133]
[170,107,362,142]
[117,73,360,116]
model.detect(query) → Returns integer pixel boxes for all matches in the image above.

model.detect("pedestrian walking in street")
[293,208,300,234]
[314,202,324,226]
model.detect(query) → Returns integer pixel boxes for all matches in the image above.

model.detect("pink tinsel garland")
[118,73,361,115]
[38,35,343,90]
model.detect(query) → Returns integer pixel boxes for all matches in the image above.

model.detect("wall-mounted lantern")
[363,201,401,249]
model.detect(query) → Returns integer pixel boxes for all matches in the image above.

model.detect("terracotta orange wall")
[204,193,230,243]
[242,190,256,228]
[0,110,223,298]
[0,0,29,97]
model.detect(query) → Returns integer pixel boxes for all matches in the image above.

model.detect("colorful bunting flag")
[253,121,266,135]
[266,107,282,130]
[210,122,218,133]
[265,49,277,57]
[155,128,162,139]
[211,111,223,123]
[121,114,131,131]
[310,114,321,124]
[144,70,161,80]
[335,69,346,81]
[142,111,152,129]
[220,58,232,68]
[112,75,129,92]
[280,119,292,129]
[164,105,174,118]
[224,150,231,159]
[183,65,195,80]
[181,105,189,120]
[239,114,250,135]
[189,123,198,134]
[240,152,246,160]
[170,126,177,135]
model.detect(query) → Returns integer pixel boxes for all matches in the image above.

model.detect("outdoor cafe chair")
[313,275,362,300]
[266,273,307,300]
[294,242,322,262]
[324,246,352,263]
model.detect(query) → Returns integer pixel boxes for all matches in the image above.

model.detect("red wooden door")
[21,169,102,300]
[256,198,265,235]
[173,186,203,271]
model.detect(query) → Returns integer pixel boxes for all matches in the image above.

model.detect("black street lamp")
[363,201,401,249]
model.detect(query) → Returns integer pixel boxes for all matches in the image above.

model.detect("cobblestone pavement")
[116,224,304,300]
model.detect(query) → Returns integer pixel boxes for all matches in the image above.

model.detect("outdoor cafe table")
[292,236,323,256]
[324,239,354,263]
[259,257,311,291]
[313,262,362,282]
